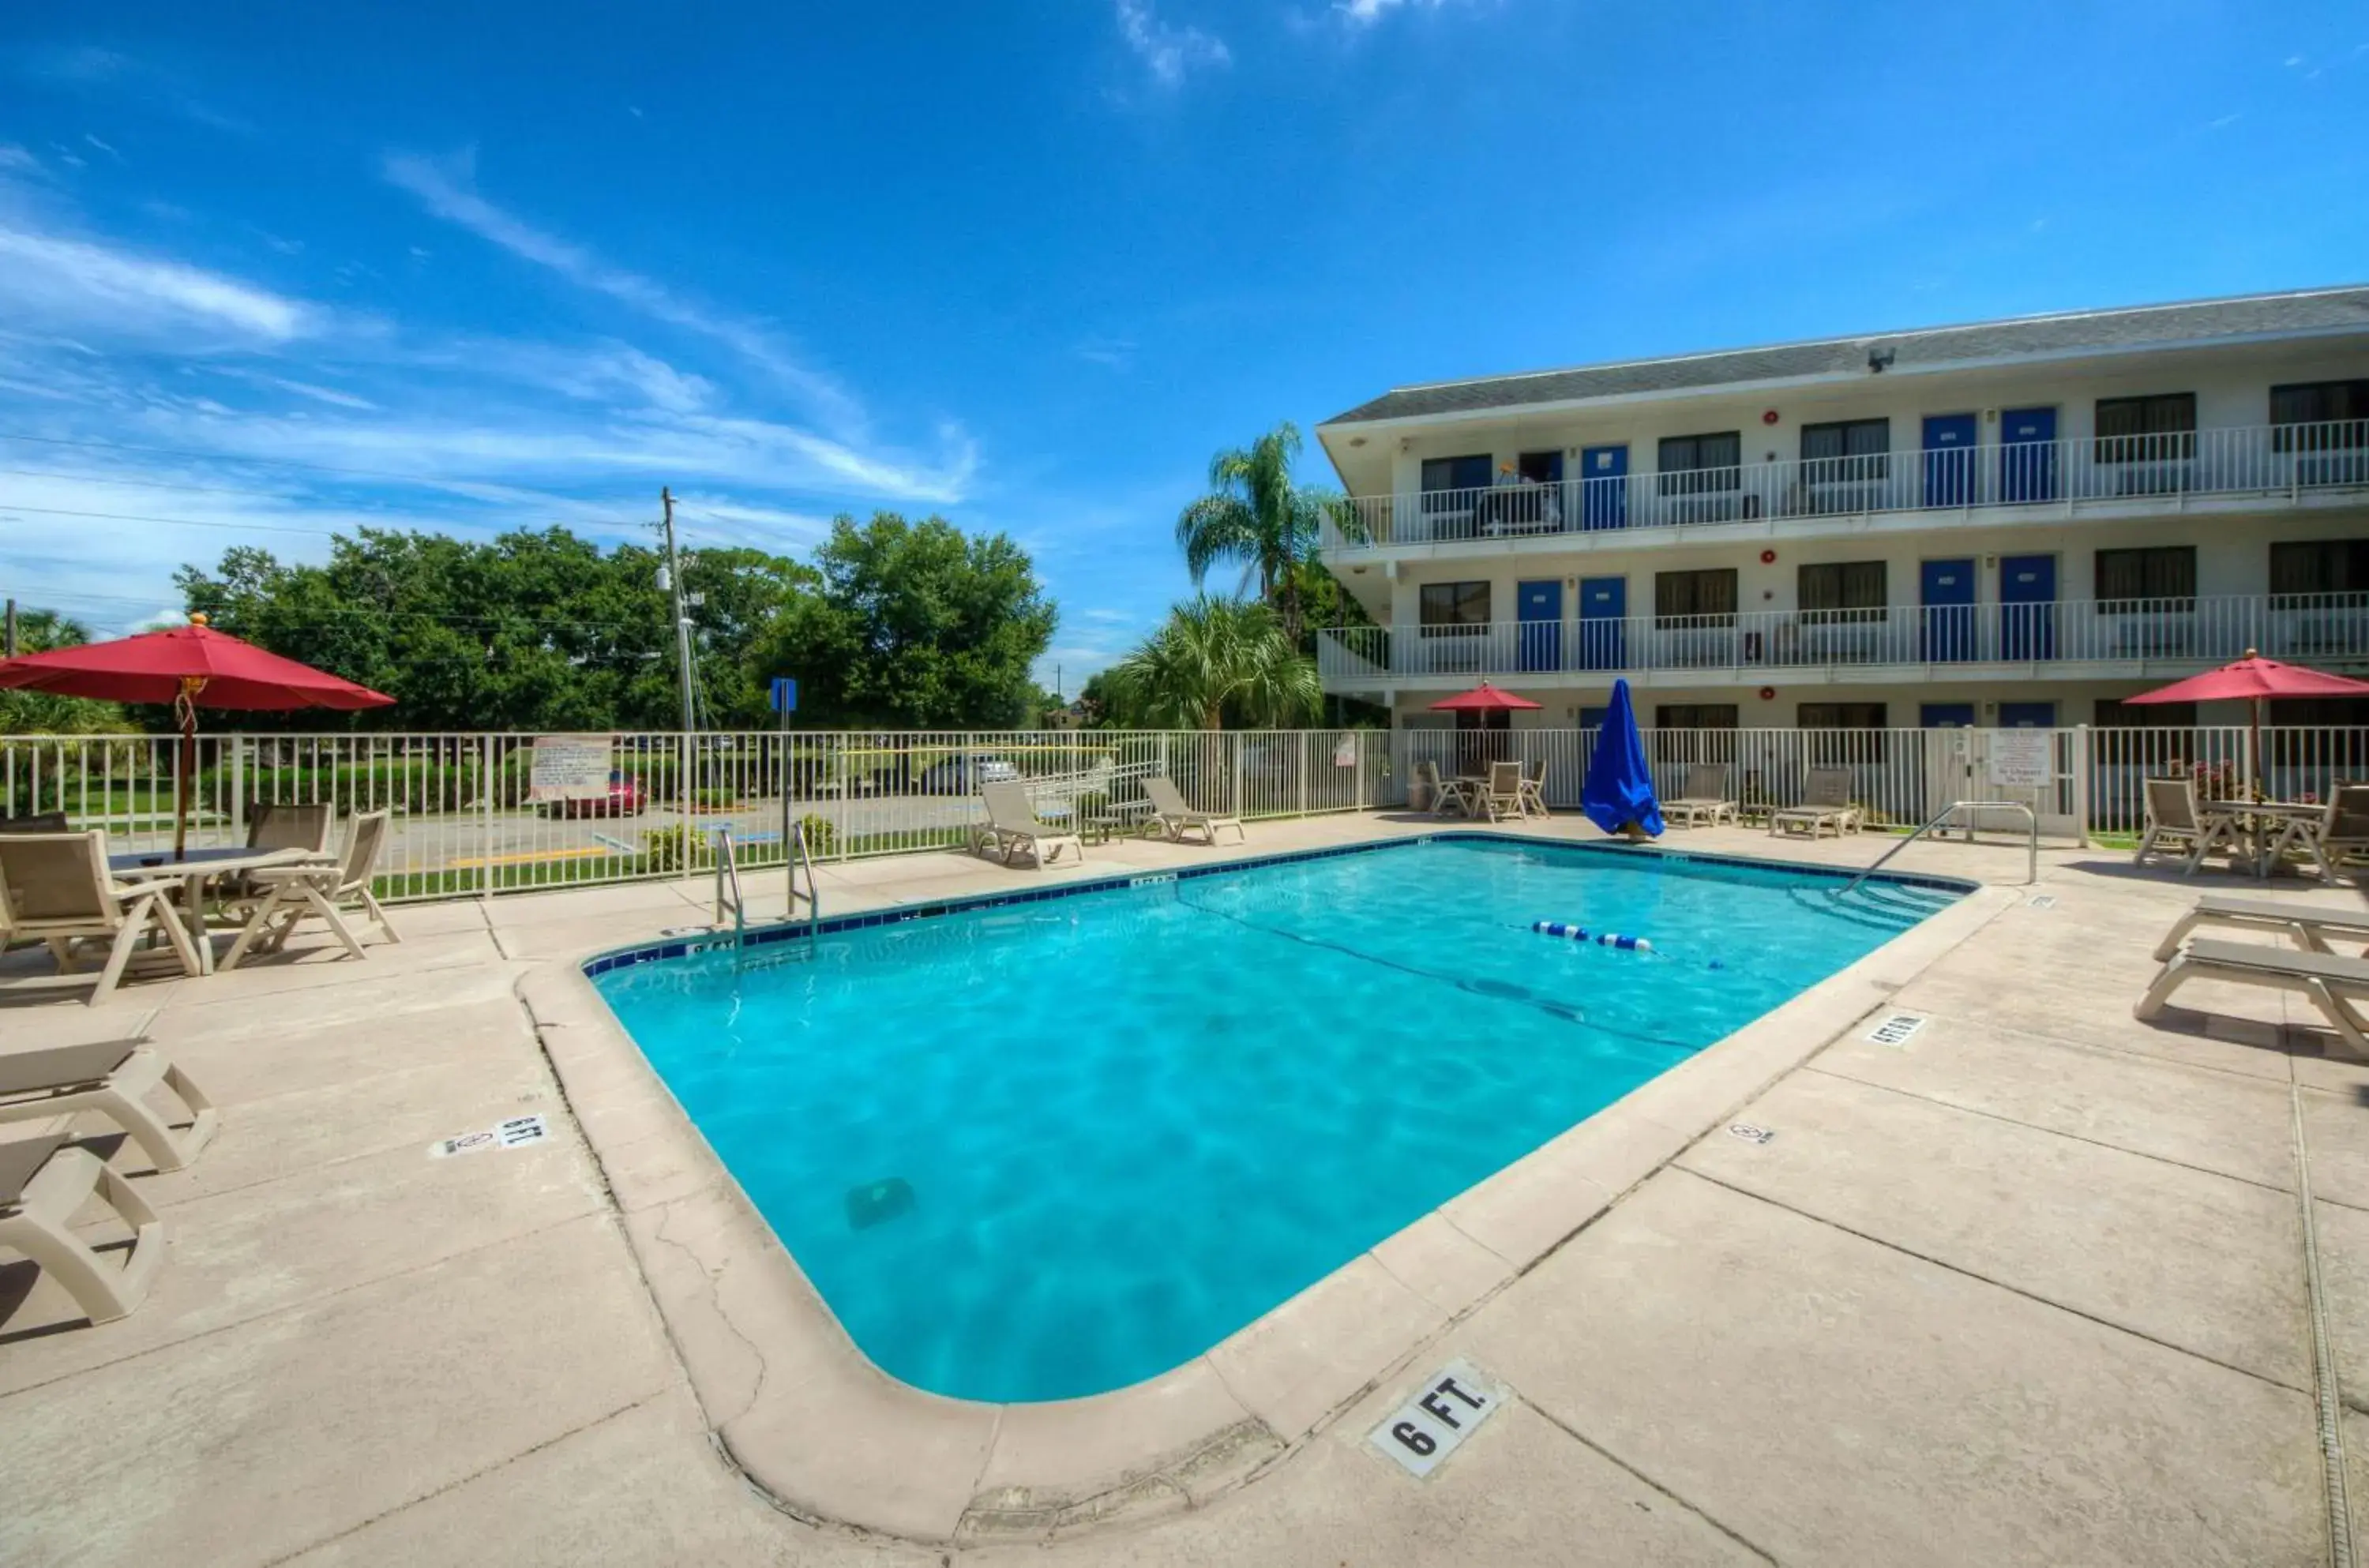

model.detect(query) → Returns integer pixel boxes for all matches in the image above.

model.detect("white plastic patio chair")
[0,831,203,1005]
[220,809,400,969]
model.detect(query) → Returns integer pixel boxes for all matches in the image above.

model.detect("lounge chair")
[975,780,1084,868]
[1476,760,1526,823]
[2151,893,2369,962]
[1416,760,1471,819]
[2134,775,2239,874]
[2262,782,2369,884]
[1518,759,1549,819]
[1770,768,1863,838]
[0,1040,217,1172]
[1665,764,1740,828]
[0,1131,165,1323]
[2135,937,2369,1060]
[1143,775,1245,846]
[220,809,400,970]
[0,832,204,1005]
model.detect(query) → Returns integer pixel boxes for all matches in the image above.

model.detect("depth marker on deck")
[1368,1357,1507,1478]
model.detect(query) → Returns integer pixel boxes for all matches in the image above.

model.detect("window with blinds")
[1417,580,1491,636]
[2272,381,2369,451]
[2093,393,2196,463]
[1656,431,1741,494]
[1799,418,1890,481]
[1798,561,1889,621]
[2094,546,2196,610]
[2270,539,2369,600]
[1654,568,1737,626]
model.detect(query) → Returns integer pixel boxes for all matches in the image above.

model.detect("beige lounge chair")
[0,832,204,1004]
[1416,760,1471,819]
[220,809,400,970]
[1770,768,1863,838]
[2151,893,2369,962]
[1476,760,1526,823]
[1665,763,1740,828]
[1518,759,1549,819]
[0,1040,218,1172]
[2134,775,2239,874]
[0,1131,165,1322]
[1143,775,1245,846]
[2135,937,2369,1060]
[976,781,1083,868]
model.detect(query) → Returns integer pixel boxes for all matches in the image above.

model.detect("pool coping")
[516,834,2011,1545]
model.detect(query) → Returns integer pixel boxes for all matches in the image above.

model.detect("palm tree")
[0,609,125,736]
[1175,422,1350,645]
[1107,596,1320,731]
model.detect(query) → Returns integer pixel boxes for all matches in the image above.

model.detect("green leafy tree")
[1106,596,1320,731]
[0,608,129,735]
[1174,422,1352,645]
[757,512,1057,728]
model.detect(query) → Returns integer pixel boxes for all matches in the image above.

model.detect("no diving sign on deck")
[1368,1357,1508,1478]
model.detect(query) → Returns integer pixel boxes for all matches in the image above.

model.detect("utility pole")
[659,487,696,733]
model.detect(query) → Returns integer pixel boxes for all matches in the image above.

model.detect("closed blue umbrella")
[1581,678,1663,838]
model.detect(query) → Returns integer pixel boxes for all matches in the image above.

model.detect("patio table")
[2195,801,2325,880]
[109,846,328,975]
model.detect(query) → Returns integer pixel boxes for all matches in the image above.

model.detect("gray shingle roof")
[1321,286,2369,426]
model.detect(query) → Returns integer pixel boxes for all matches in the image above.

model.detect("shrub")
[794,812,838,857]
[639,823,717,872]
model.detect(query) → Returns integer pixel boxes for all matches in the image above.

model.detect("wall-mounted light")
[1348,435,1368,448]
[1867,346,1896,373]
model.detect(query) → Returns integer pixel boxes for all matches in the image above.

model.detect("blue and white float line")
[1531,920,1652,952]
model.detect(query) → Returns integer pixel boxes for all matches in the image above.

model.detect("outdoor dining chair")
[0,831,204,1004]
[220,809,400,968]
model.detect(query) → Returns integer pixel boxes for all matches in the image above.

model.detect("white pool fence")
[1,725,2357,903]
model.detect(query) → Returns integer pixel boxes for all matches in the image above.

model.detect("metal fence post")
[2073,723,2093,846]
[479,734,494,900]
[227,737,246,848]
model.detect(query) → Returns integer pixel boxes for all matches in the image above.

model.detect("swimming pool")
[590,835,1961,1404]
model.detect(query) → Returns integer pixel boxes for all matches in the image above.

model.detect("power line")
[24,587,673,636]
[0,503,341,538]
[0,465,308,501]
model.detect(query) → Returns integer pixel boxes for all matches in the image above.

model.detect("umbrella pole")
[2251,698,2262,803]
[175,711,195,861]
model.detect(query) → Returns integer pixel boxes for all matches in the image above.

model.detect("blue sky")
[2,2,2363,691]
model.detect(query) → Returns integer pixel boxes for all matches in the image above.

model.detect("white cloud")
[1075,336,1136,368]
[1335,0,1475,24]
[0,225,318,341]
[210,366,380,409]
[1115,0,1230,84]
[0,144,40,172]
[84,133,122,163]
[381,150,862,432]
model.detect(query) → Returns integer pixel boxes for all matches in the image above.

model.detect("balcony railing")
[1316,594,2369,683]
[1323,419,2369,550]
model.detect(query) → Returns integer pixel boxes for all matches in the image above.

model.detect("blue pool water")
[591,837,1959,1403]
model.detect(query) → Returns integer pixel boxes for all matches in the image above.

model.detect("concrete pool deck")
[1,812,2363,1566]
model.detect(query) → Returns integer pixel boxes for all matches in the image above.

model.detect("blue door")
[1920,557,1977,662]
[1516,579,1563,672]
[1999,701,2057,728]
[1998,406,2058,503]
[1579,445,1629,531]
[1578,576,1627,670]
[1920,703,1977,727]
[1922,413,1979,507]
[1999,554,2057,661]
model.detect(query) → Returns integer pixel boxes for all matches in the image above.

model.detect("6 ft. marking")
[1368,1357,1507,1478]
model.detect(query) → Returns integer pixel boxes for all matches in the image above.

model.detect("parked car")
[543,771,647,818]
[915,753,1021,794]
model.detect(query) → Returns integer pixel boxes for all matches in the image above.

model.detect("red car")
[545,771,646,818]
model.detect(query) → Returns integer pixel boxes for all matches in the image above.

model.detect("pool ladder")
[711,825,746,947]
[1835,799,2037,898]
[786,815,821,953]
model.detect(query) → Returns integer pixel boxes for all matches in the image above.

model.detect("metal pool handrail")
[1837,799,2037,896]
[711,824,745,947]
[784,791,820,952]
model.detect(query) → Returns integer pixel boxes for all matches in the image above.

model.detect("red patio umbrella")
[2124,647,2369,798]
[1429,681,1544,712]
[0,615,393,858]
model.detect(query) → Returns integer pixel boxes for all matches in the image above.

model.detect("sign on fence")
[528,734,614,801]
[1987,731,2053,789]
[1333,733,1359,768]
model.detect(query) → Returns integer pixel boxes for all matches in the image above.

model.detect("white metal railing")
[1317,594,2369,683]
[0,729,1393,904]
[1324,418,2369,550]
[9,724,2369,901]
